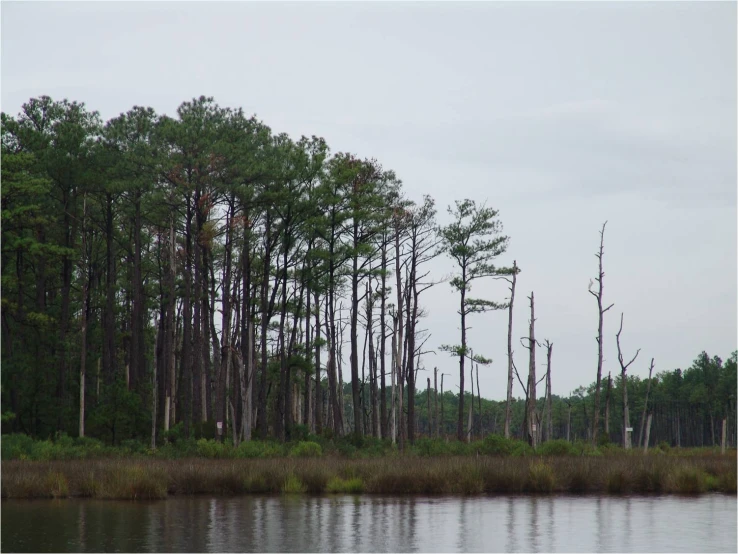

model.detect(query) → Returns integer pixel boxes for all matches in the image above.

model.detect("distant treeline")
[1,96,735,449]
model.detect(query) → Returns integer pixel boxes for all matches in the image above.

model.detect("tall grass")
[2,454,734,499]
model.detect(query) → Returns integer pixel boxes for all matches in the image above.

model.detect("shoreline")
[3,455,735,500]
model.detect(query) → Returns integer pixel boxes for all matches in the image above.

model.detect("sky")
[2,1,736,401]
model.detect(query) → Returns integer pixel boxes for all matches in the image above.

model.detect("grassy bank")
[2,454,735,500]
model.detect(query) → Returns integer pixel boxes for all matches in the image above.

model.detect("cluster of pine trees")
[1,95,513,446]
[2,95,735,449]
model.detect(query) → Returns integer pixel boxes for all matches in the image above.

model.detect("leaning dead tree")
[616,312,640,449]
[637,358,655,448]
[589,221,614,445]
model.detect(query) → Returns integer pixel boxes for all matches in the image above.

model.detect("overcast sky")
[2,1,736,400]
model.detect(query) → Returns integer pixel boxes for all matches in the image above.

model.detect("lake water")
[2,494,736,552]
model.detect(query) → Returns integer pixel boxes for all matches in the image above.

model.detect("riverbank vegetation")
[2,454,735,500]
[2,95,736,453]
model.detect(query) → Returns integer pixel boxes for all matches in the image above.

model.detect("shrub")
[537,440,576,456]
[480,434,513,455]
[196,439,234,459]
[289,441,322,458]
[326,476,364,493]
[1,434,35,460]
[290,424,310,442]
[236,440,283,458]
[526,462,554,493]
[412,438,451,457]
[510,441,534,457]
[282,474,307,493]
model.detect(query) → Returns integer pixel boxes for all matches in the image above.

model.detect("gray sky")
[2,1,736,400]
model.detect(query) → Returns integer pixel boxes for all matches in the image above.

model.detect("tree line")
[2,95,735,450]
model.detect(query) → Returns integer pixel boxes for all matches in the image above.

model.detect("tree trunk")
[605,372,612,439]
[590,222,613,445]
[638,358,654,448]
[525,293,537,448]
[504,261,517,439]
[379,239,388,439]
[544,342,553,442]
[458,267,467,442]
[643,413,653,453]
[79,195,88,438]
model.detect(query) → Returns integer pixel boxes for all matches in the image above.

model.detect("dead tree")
[588,222,614,445]
[637,358,655,448]
[543,340,553,442]
[604,372,612,439]
[521,292,540,448]
[497,260,519,439]
[616,313,640,449]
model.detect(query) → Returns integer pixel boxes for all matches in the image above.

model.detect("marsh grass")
[2,454,734,500]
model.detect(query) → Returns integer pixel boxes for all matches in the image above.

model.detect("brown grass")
[1,454,735,500]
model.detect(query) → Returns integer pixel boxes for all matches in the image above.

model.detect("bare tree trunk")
[589,222,614,445]
[604,372,612,439]
[379,237,388,439]
[476,363,482,438]
[426,377,432,437]
[638,358,655,448]
[440,374,447,439]
[543,340,553,442]
[643,413,653,453]
[616,313,640,450]
[466,398,473,443]
[722,418,727,454]
[504,261,518,439]
[79,195,88,438]
[566,401,572,442]
[524,292,538,448]
[433,367,439,438]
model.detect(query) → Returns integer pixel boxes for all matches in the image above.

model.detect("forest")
[2,95,736,451]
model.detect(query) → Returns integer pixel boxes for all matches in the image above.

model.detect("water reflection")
[2,494,735,553]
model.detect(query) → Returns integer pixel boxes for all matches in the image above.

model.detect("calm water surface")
[2,494,736,552]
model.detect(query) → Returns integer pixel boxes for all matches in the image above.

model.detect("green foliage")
[480,434,515,455]
[289,441,322,458]
[537,439,577,456]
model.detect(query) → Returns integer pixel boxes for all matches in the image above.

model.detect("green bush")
[411,438,451,456]
[289,441,322,458]
[537,440,576,456]
[196,439,234,459]
[480,434,514,455]
[1,433,35,460]
[510,441,534,457]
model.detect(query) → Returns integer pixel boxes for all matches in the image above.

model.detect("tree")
[439,199,511,441]
[615,312,640,449]
[588,221,614,445]
[497,260,520,439]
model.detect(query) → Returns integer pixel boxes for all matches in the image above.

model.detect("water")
[2,494,736,553]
